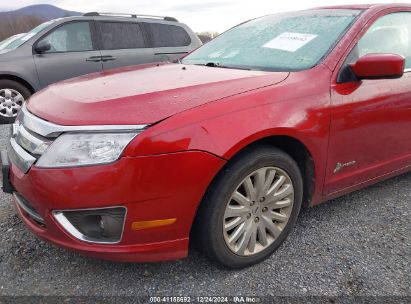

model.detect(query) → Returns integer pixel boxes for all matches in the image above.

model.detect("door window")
[99,22,146,50]
[347,12,411,69]
[145,23,191,47]
[38,22,93,53]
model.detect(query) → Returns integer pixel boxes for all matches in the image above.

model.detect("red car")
[2,4,411,268]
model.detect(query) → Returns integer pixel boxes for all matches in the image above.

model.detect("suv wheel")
[0,80,31,124]
[195,146,303,268]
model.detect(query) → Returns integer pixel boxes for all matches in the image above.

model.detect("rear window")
[145,23,191,47]
[99,22,146,50]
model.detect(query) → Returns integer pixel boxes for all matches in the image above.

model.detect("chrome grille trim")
[20,104,148,138]
[14,124,51,155]
[7,138,36,173]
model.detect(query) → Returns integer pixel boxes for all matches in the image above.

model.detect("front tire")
[0,80,31,124]
[195,146,303,268]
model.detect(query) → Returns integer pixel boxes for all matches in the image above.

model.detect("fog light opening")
[53,207,126,244]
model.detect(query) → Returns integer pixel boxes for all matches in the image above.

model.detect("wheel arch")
[190,133,316,240]
[240,135,316,208]
[0,74,36,94]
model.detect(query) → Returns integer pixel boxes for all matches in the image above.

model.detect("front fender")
[125,92,329,166]
[0,70,40,92]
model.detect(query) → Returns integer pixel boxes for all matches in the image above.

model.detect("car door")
[144,22,193,62]
[34,21,103,88]
[325,11,411,195]
[97,21,154,70]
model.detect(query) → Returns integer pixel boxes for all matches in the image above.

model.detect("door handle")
[86,56,102,62]
[101,55,116,62]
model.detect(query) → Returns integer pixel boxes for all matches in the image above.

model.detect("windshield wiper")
[205,62,218,67]
[197,62,251,71]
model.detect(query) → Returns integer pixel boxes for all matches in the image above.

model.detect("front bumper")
[1,150,14,193]
[4,151,225,262]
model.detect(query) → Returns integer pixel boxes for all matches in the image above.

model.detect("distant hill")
[0,4,82,41]
[0,4,81,20]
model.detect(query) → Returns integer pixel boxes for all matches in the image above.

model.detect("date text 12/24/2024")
[149,296,261,303]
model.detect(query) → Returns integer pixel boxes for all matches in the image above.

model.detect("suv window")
[99,22,146,50]
[145,23,191,47]
[38,22,93,53]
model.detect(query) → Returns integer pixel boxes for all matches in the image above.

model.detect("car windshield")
[182,9,361,72]
[0,36,17,47]
[4,19,57,50]
[0,34,25,50]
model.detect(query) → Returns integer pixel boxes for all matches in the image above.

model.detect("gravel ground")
[0,124,8,152]
[0,124,410,300]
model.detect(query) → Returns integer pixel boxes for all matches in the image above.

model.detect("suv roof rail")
[83,12,178,22]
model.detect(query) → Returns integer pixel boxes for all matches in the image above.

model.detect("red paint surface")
[349,53,405,79]
[27,63,288,125]
[11,151,225,261]
[11,4,411,261]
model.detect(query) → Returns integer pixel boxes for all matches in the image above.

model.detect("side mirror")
[35,40,51,54]
[349,53,405,80]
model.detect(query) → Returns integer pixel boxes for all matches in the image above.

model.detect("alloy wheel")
[223,167,294,256]
[0,88,24,118]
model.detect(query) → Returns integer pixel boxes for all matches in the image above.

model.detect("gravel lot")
[0,125,8,154]
[0,124,410,299]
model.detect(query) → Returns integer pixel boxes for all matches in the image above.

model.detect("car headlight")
[36,132,138,168]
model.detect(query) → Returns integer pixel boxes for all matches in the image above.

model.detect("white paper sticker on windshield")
[263,32,318,52]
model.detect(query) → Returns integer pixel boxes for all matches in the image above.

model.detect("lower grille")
[13,192,45,226]
[53,207,126,244]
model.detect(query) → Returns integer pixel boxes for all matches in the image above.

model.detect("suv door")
[34,21,103,88]
[325,11,411,195]
[97,21,154,70]
[144,22,194,62]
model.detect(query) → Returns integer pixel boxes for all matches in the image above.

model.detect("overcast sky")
[1,0,408,32]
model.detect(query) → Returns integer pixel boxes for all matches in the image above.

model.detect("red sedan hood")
[27,63,289,125]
